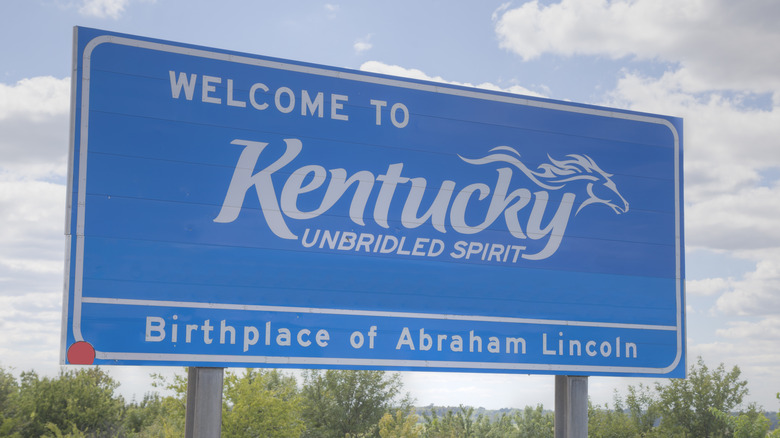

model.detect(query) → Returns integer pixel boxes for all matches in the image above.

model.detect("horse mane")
[459,146,606,190]
[459,146,629,215]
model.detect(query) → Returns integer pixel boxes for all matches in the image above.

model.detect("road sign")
[62,27,685,377]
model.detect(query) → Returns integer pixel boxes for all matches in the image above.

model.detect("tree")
[709,404,770,438]
[620,383,661,435]
[587,402,637,438]
[772,392,780,438]
[221,368,304,438]
[122,371,188,437]
[124,392,163,436]
[8,367,125,437]
[513,405,554,438]
[0,366,19,435]
[378,408,422,438]
[653,357,749,437]
[475,412,516,437]
[421,405,477,437]
[301,369,410,438]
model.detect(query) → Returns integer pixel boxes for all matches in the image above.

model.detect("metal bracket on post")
[555,375,588,438]
[185,367,224,438]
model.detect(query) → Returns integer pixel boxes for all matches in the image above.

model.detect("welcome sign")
[62,27,685,377]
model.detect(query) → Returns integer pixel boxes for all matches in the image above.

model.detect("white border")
[66,30,684,374]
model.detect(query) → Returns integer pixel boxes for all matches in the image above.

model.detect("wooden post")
[184,367,224,438]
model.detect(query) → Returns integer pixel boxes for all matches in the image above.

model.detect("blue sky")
[1,0,780,410]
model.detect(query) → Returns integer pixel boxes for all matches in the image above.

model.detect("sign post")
[555,375,588,438]
[62,25,684,393]
[184,367,224,438]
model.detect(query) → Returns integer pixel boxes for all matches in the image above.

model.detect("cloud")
[0,77,70,180]
[324,3,339,19]
[687,277,731,297]
[354,35,373,55]
[690,336,780,409]
[601,70,780,251]
[493,0,780,93]
[79,0,130,19]
[714,259,780,317]
[0,76,70,121]
[0,76,68,372]
[494,1,780,254]
[716,317,780,341]
[359,61,546,98]
[686,184,780,250]
[0,177,65,262]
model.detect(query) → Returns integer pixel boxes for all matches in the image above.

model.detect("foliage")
[474,412,515,437]
[120,371,189,437]
[513,404,554,437]
[417,404,553,438]
[772,392,780,437]
[709,404,770,438]
[378,408,422,437]
[620,383,662,434]
[123,391,184,438]
[421,405,477,437]
[301,369,410,438]
[653,357,749,436]
[0,360,776,437]
[2,367,125,437]
[222,368,305,438]
[0,366,19,435]
[587,402,638,438]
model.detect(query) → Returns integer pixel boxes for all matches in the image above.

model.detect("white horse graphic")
[459,146,629,215]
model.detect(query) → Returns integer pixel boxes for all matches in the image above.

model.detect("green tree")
[378,408,422,438]
[709,404,770,438]
[772,392,780,438]
[0,366,19,435]
[421,405,476,437]
[8,367,125,437]
[301,369,410,438]
[620,383,662,435]
[124,371,188,437]
[124,393,162,435]
[654,357,749,437]
[475,412,516,437]
[513,405,554,438]
[587,402,638,438]
[222,368,304,438]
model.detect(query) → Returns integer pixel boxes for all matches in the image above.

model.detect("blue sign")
[62,27,685,377]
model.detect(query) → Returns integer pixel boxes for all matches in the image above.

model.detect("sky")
[1,0,780,411]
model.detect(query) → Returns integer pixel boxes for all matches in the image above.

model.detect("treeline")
[0,358,778,437]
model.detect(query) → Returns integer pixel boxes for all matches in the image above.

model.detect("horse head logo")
[459,146,629,215]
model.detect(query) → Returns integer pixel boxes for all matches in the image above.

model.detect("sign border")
[62,27,685,375]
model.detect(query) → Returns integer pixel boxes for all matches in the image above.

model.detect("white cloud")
[715,259,780,316]
[0,292,63,373]
[324,3,339,19]
[602,70,780,251]
[0,76,70,121]
[0,178,65,255]
[0,75,68,373]
[686,184,780,250]
[354,35,373,55]
[79,0,129,19]
[494,0,780,93]
[687,277,731,297]
[689,337,780,409]
[0,77,70,180]
[359,61,546,98]
[716,317,780,341]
